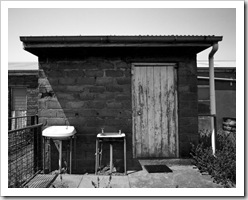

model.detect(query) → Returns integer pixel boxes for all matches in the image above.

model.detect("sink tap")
[119,130,121,135]
[101,128,104,133]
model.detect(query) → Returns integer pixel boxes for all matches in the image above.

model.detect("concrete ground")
[51,159,224,188]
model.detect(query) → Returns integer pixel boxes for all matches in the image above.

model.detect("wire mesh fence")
[8,115,43,188]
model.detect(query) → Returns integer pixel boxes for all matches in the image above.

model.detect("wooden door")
[132,63,178,158]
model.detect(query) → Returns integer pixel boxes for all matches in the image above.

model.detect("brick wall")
[39,58,132,173]
[177,58,198,157]
[38,52,198,173]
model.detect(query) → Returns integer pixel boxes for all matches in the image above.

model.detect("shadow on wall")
[38,58,134,173]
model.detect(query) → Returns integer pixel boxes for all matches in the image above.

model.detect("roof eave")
[20,35,223,57]
[20,35,222,48]
[22,42,213,49]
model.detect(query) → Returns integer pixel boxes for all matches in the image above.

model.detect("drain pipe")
[209,43,219,156]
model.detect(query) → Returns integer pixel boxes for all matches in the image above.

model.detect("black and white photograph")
[1,1,244,197]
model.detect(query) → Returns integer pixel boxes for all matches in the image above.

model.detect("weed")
[91,175,112,188]
[191,130,236,187]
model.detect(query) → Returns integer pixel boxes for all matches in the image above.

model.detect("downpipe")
[209,43,219,156]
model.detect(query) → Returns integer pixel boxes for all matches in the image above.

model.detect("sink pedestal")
[42,126,76,174]
[95,132,126,175]
[43,136,75,174]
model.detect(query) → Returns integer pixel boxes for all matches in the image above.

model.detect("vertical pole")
[124,137,127,175]
[37,126,42,171]
[33,127,38,172]
[110,143,113,174]
[8,118,11,130]
[8,88,11,129]
[95,139,99,174]
[74,136,77,172]
[70,137,72,174]
[214,115,217,148]
[209,43,219,156]
[35,114,38,125]
[48,139,51,172]
[66,141,69,173]
[31,116,35,126]
[209,59,216,155]
[43,137,46,173]
[59,140,62,173]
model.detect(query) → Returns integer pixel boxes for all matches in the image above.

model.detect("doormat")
[144,165,173,173]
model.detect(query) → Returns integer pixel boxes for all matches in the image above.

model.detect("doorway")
[132,63,178,158]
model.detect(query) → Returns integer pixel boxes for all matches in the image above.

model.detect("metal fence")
[8,115,43,188]
[8,114,35,131]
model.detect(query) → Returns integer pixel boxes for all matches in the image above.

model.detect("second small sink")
[42,126,76,140]
[97,132,125,138]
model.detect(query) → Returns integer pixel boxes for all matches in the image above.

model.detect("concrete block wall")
[177,58,198,156]
[38,53,199,173]
[38,58,132,173]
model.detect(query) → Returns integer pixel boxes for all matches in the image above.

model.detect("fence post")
[8,118,11,130]
[35,115,38,125]
[33,126,38,172]
[33,125,43,172]
[37,125,43,171]
[31,116,35,126]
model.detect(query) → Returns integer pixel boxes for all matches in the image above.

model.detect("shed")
[8,63,39,129]
[20,35,222,173]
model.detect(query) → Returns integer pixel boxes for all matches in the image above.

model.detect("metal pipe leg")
[70,137,72,174]
[95,139,99,174]
[110,143,113,174]
[43,137,46,173]
[124,137,127,175]
[59,140,62,174]
[74,136,77,172]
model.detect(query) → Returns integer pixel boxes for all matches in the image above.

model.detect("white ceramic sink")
[42,126,76,140]
[97,132,125,138]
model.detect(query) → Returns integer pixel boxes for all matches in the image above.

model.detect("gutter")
[208,43,218,156]
[20,35,223,44]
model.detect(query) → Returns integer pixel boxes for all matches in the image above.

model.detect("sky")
[8,8,236,65]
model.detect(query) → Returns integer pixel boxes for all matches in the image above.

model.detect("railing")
[8,114,37,131]
[8,115,43,188]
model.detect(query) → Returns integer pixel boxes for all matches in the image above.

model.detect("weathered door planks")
[132,64,178,158]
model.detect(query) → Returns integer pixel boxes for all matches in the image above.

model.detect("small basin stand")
[95,131,126,175]
[43,136,74,174]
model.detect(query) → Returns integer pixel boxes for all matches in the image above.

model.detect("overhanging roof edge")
[20,35,223,47]
[22,43,213,49]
